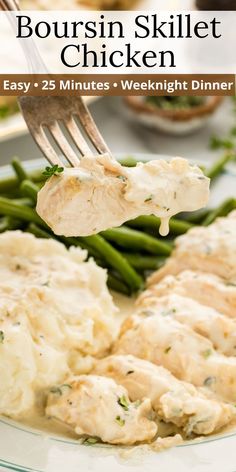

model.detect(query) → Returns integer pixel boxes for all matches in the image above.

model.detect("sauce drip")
[159,217,170,237]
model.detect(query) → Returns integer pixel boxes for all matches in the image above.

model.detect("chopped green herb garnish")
[210,136,234,151]
[203,376,216,387]
[230,126,236,136]
[42,281,50,287]
[83,437,98,445]
[145,195,153,203]
[221,140,234,150]
[225,282,236,287]
[202,349,212,359]
[118,395,129,411]
[115,415,125,426]
[50,386,62,395]
[42,165,64,178]
[50,384,72,395]
[0,331,4,343]
[117,175,127,182]
[146,96,205,110]
[210,136,223,150]
[61,384,72,390]
[164,346,171,354]
[161,308,177,317]
[134,400,142,408]
[141,310,154,317]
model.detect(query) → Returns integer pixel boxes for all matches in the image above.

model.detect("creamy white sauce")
[36,155,210,238]
[159,218,170,237]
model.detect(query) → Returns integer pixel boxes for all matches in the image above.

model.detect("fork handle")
[0,0,48,74]
[0,0,19,10]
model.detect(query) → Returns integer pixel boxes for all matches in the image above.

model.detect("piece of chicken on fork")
[37,156,209,237]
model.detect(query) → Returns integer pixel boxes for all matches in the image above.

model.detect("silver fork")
[0,0,111,167]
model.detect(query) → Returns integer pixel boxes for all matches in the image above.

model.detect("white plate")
[0,155,236,472]
[0,97,99,143]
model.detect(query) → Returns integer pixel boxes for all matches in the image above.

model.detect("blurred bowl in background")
[79,0,140,9]
[20,0,141,9]
[124,96,224,136]
[196,0,236,10]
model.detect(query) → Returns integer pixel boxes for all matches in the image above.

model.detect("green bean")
[124,253,166,271]
[60,236,101,259]
[12,197,34,207]
[27,223,140,292]
[205,153,233,181]
[78,234,143,292]
[107,274,130,295]
[1,190,22,199]
[27,224,104,264]
[26,224,103,262]
[0,198,140,290]
[202,198,236,226]
[126,215,193,235]
[184,209,211,225]
[30,169,47,183]
[26,223,56,240]
[20,180,39,203]
[0,217,9,233]
[11,157,28,182]
[0,169,46,194]
[26,224,130,295]
[0,176,20,194]
[0,216,23,232]
[0,197,47,228]
[199,165,206,173]
[101,227,172,256]
[27,221,137,289]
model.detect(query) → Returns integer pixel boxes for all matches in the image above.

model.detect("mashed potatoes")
[0,231,118,419]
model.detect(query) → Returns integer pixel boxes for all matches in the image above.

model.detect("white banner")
[0,10,235,74]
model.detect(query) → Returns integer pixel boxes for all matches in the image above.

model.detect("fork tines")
[18,96,111,168]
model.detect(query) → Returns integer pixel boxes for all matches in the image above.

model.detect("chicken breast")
[143,270,236,319]
[114,314,236,402]
[46,375,157,445]
[94,355,235,436]
[37,154,209,237]
[137,293,236,356]
[148,211,236,285]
